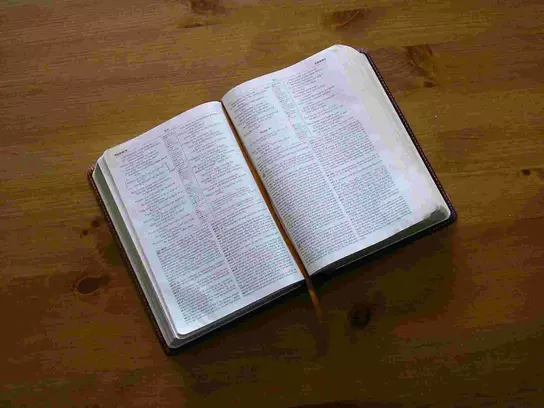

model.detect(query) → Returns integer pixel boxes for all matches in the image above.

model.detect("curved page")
[104,102,302,336]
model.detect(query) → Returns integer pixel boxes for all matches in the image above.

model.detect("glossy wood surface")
[1,0,543,406]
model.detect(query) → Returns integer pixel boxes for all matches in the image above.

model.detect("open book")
[89,45,455,351]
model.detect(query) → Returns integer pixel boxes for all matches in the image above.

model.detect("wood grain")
[1,0,543,406]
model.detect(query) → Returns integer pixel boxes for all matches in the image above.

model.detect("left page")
[103,102,303,336]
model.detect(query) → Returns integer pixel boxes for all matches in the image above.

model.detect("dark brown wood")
[1,0,543,406]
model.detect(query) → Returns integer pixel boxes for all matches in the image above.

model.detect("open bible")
[89,45,456,351]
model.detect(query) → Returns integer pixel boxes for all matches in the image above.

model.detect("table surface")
[1,0,543,406]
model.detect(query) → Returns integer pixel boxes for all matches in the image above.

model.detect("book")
[89,45,456,351]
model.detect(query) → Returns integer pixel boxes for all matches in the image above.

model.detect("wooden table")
[1,0,543,406]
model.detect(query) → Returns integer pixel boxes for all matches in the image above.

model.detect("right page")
[222,45,450,274]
